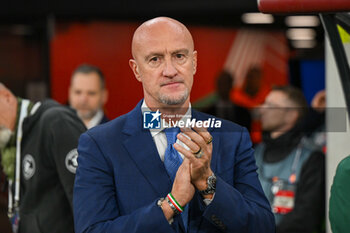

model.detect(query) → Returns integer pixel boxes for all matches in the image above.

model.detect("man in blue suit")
[73,17,275,233]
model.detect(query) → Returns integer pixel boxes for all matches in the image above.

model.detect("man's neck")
[270,131,284,139]
[270,124,294,139]
[84,110,104,129]
[82,119,91,127]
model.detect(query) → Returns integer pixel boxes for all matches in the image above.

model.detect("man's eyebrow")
[172,49,189,55]
[144,49,190,61]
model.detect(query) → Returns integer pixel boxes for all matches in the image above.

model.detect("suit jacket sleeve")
[73,132,177,233]
[200,127,275,232]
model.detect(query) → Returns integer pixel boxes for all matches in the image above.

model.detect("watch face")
[208,175,216,189]
[199,174,217,195]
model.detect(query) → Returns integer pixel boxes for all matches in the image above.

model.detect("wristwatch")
[199,173,216,195]
[157,197,174,225]
[157,197,166,209]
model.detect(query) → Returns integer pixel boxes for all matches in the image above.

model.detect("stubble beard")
[159,88,189,106]
[77,109,98,121]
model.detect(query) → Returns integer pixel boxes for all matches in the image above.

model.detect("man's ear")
[102,89,108,105]
[192,51,197,75]
[68,85,73,97]
[129,59,142,82]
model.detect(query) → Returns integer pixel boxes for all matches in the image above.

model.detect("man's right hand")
[161,158,195,220]
[172,158,195,206]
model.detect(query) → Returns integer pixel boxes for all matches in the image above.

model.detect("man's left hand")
[174,127,213,192]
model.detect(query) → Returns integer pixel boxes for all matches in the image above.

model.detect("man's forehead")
[268,91,295,107]
[72,73,99,83]
[136,17,188,37]
[71,73,102,90]
[132,17,194,58]
[137,28,191,44]
[135,33,193,58]
[269,90,286,98]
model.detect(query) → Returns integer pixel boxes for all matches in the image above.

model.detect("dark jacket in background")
[19,100,86,233]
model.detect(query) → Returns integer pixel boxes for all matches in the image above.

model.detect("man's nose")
[162,60,178,78]
[79,94,89,103]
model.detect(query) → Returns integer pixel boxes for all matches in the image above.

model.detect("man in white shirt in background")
[69,64,109,129]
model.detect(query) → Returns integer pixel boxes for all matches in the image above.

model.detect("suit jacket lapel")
[122,101,172,197]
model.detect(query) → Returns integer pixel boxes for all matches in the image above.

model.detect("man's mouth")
[161,81,183,87]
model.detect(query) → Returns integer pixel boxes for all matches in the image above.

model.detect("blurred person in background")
[231,67,271,144]
[69,64,109,129]
[0,83,86,233]
[231,66,270,110]
[255,86,325,233]
[201,70,252,131]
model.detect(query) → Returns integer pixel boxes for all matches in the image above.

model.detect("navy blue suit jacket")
[74,100,275,233]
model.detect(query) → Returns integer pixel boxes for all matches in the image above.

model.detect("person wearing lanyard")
[0,83,86,233]
[255,86,325,233]
[73,17,275,233]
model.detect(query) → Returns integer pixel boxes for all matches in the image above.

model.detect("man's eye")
[176,54,184,59]
[150,57,158,62]
[174,53,187,64]
[88,92,97,96]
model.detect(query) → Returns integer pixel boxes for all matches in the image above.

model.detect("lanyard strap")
[8,180,13,217]
[259,139,304,184]
[290,138,304,176]
[15,99,29,205]
[8,99,30,217]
